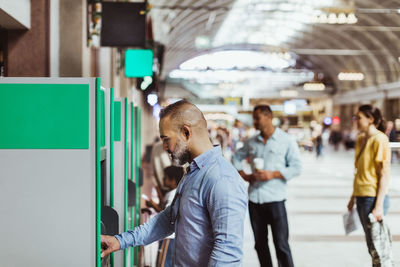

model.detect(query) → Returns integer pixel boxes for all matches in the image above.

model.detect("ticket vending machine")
[0,78,101,267]
[0,78,142,267]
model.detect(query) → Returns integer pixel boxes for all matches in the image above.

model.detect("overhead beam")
[333,81,400,105]
[291,48,397,56]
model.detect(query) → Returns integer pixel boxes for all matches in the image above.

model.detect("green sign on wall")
[125,49,153,78]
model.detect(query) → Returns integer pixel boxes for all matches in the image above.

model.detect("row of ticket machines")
[0,78,143,267]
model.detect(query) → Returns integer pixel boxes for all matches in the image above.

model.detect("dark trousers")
[356,196,390,261]
[249,201,294,267]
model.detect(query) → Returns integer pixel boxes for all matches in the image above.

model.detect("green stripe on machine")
[100,89,105,147]
[96,78,102,267]
[114,101,121,141]
[0,83,89,149]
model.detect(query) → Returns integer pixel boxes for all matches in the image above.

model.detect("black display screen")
[101,2,146,47]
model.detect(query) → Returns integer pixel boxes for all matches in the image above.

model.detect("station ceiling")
[149,0,400,98]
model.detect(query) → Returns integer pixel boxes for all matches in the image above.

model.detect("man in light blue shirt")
[101,100,248,266]
[232,105,301,267]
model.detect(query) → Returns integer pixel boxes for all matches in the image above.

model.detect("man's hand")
[238,171,256,184]
[101,235,121,258]
[254,170,276,181]
[146,199,155,208]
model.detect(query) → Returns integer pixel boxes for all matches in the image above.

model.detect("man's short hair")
[254,105,273,116]
[159,100,191,120]
[159,100,207,130]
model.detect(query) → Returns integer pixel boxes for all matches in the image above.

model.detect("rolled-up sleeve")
[114,205,174,249]
[207,177,248,266]
[280,138,302,181]
[232,142,249,171]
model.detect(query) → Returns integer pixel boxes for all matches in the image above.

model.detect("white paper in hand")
[343,208,361,235]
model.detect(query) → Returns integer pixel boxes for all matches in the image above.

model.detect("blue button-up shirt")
[232,128,301,203]
[115,146,248,266]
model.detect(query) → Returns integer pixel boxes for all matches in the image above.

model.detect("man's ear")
[181,125,192,141]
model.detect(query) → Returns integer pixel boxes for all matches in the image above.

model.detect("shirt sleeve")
[206,176,248,266]
[279,138,302,181]
[373,135,390,164]
[114,205,174,250]
[231,141,249,171]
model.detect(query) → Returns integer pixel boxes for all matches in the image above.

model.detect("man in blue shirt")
[232,105,301,267]
[101,100,248,266]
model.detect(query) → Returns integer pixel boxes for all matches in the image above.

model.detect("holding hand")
[146,199,155,208]
[238,171,256,184]
[347,196,355,211]
[372,206,384,221]
[101,235,120,258]
[254,170,275,181]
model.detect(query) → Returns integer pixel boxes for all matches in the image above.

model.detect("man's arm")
[231,142,247,171]
[253,139,301,182]
[279,138,302,181]
[238,170,256,183]
[101,205,174,258]
[207,177,248,266]
[372,137,391,221]
[232,142,255,182]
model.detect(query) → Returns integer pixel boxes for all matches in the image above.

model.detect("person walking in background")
[314,131,323,158]
[101,100,248,266]
[146,166,184,213]
[145,165,184,267]
[347,105,393,266]
[232,105,302,267]
[151,138,172,194]
[329,127,343,151]
[385,121,398,163]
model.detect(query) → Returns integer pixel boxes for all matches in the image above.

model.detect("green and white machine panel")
[112,97,126,267]
[0,78,101,267]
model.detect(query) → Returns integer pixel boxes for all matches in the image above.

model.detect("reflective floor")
[142,146,400,266]
[243,147,400,267]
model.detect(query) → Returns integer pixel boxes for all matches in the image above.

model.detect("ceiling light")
[179,50,295,71]
[318,13,328,23]
[147,93,158,106]
[314,12,358,24]
[283,100,297,115]
[195,36,211,49]
[337,13,347,24]
[338,72,364,81]
[303,83,325,91]
[213,0,317,47]
[328,13,337,24]
[140,76,153,90]
[347,13,358,24]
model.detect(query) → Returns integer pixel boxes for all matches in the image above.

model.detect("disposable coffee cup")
[253,158,264,170]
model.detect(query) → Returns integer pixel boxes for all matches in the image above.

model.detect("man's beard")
[169,140,191,166]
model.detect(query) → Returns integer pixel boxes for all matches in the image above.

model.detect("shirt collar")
[188,145,221,173]
[256,128,280,142]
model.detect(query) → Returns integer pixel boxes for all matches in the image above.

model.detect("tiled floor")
[141,147,400,267]
[243,148,400,267]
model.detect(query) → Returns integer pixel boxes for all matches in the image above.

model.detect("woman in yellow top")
[347,104,391,263]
